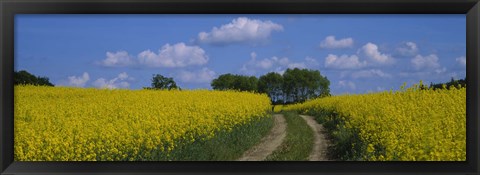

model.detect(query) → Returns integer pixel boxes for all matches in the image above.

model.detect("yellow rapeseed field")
[285,83,466,161]
[14,85,271,161]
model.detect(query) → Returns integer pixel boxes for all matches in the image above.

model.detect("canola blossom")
[14,85,271,161]
[285,83,466,161]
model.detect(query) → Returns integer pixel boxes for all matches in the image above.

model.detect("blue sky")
[15,14,466,95]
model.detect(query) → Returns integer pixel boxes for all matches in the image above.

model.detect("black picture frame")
[1,0,479,175]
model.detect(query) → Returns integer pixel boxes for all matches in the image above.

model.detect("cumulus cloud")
[324,54,366,69]
[100,43,209,68]
[118,72,129,80]
[435,67,447,74]
[377,86,386,91]
[359,43,394,64]
[241,52,318,75]
[287,62,307,69]
[319,36,354,49]
[350,69,392,79]
[324,42,396,70]
[178,67,216,83]
[67,72,90,87]
[397,54,447,78]
[241,52,287,75]
[137,43,209,68]
[305,56,320,67]
[411,54,441,70]
[197,17,283,45]
[338,80,356,90]
[396,42,418,57]
[92,72,132,89]
[456,56,466,67]
[250,52,257,60]
[100,51,135,67]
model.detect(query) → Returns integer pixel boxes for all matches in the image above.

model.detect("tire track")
[238,114,287,161]
[300,115,331,161]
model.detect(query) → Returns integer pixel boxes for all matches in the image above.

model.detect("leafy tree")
[211,68,330,104]
[211,74,236,90]
[234,76,258,92]
[282,68,330,103]
[14,70,54,86]
[211,74,258,92]
[258,72,283,104]
[146,74,179,90]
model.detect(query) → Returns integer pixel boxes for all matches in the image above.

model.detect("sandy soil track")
[238,114,287,161]
[300,115,331,161]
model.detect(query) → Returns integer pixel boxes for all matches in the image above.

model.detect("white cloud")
[338,80,356,90]
[325,42,395,70]
[435,67,447,74]
[250,52,257,60]
[258,58,275,69]
[241,52,288,75]
[377,86,386,91]
[396,42,418,57]
[118,72,129,80]
[241,53,318,75]
[408,54,447,77]
[351,69,392,79]
[67,72,90,87]
[92,72,132,89]
[397,54,447,80]
[277,57,291,66]
[319,36,354,49]
[411,54,441,70]
[456,56,466,67]
[305,56,320,67]
[197,17,283,45]
[287,62,306,69]
[100,51,135,67]
[137,43,209,68]
[359,43,394,64]
[100,43,209,68]
[324,54,366,69]
[178,67,216,83]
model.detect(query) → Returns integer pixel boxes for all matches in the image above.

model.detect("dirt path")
[238,114,287,161]
[300,115,331,161]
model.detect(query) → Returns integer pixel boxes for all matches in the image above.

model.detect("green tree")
[14,70,54,86]
[211,74,258,92]
[211,74,236,90]
[146,74,179,90]
[258,72,283,104]
[282,68,330,103]
[234,76,258,92]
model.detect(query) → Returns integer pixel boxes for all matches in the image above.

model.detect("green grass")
[161,115,274,160]
[265,111,314,161]
[307,109,364,161]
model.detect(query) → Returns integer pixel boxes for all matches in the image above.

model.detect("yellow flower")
[283,82,466,161]
[14,85,271,161]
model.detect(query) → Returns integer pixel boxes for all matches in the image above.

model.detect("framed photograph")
[1,0,479,174]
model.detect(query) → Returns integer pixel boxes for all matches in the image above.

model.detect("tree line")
[14,68,331,104]
[428,77,466,90]
[211,68,331,104]
[15,70,466,105]
[14,70,54,86]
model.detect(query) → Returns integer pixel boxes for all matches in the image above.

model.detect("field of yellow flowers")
[285,82,466,161]
[14,85,272,161]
